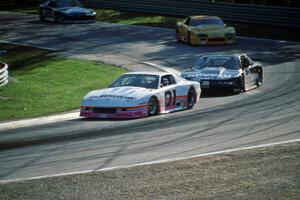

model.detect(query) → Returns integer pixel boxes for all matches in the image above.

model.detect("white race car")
[80,72,201,119]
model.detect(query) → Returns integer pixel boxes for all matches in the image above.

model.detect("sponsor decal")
[88,94,136,100]
[186,73,234,78]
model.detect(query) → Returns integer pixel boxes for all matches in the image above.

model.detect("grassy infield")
[0,44,125,121]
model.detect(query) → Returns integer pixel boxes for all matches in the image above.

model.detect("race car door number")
[201,81,209,88]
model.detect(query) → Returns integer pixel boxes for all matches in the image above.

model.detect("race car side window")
[161,75,176,87]
[184,17,191,26]
[168,75,176,84]
[161,76,169,87]
[245,55,254,65]
[240,56,250,68]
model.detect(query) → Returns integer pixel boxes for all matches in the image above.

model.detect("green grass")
[0,44,126,121]
[0,0,40,12]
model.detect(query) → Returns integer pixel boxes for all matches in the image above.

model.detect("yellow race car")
[176,16,236,45]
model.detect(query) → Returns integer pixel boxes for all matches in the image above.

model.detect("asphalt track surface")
[0,12,299,181]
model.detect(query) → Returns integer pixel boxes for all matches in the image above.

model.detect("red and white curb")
[0,111,79,131]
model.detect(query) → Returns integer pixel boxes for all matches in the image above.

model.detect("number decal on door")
[165,90,176,108]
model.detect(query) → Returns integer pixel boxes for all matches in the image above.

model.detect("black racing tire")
[54,13,64,23]
[176,29,181,42]
[148,96,159,116]
[187,31,192,45]
[256,69,263,87]
[39,10,45,22]
[233,75,245,94]
[255,76,263,87]
[187,88,197,109]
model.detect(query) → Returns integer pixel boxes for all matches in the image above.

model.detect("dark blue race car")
[39,0,96,23]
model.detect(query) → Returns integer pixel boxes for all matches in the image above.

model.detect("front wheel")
[148,96,159,116]
[256,72,263,87]
[187,88,197,109]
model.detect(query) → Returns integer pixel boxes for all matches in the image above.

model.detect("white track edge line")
[1,138,299,184]
[0,112,79,131]
[142,61,181,75]
[0,40,58,51]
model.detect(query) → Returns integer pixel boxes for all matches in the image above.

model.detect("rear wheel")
[148,97,159,116]
[256,71,263,87]
[39,10,45,22]
[187,88,197,109]
[233,76,245,94]
[176,29,181,42]
[187,31,192,45]
[55,13,64,23]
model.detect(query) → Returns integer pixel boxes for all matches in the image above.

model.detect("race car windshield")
[55,0,82,8]
[110,74,159,89]
[191,19,224,26]
[194,56,241,70]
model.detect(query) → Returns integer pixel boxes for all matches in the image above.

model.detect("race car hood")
[181,67,242,81]
[57,7,95,15]
[192,25,225,31]
[81,86,153,107]
[191,25,235,33]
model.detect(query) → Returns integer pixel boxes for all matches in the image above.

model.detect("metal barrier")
[0,61,8,87]
[85,0,300,27]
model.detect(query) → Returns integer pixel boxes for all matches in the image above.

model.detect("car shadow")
[76,117,142,122]
[201,89,238,98]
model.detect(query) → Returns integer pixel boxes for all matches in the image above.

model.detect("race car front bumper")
[190,33,236,45]
[59,14,96,23]
[200,77,242,91]
[80,105,149,119]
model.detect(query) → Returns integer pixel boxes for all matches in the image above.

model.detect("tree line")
[214,0,300,7]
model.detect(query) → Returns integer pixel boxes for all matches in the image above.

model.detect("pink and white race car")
[80,71,201,119]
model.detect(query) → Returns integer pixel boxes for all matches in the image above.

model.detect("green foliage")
[0,0,41,10]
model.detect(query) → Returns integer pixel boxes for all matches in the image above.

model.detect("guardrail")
[85,0,300,27]
[0,61,8,88]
